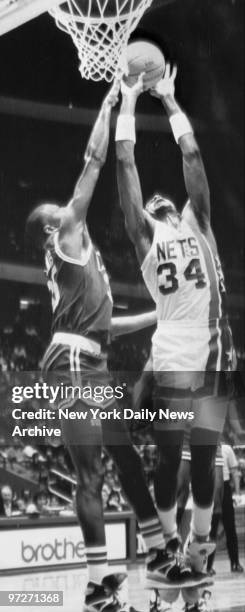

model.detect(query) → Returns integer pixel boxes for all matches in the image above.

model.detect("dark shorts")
[41,339,118,445]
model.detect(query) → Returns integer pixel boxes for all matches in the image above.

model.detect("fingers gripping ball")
[124,40,165,90]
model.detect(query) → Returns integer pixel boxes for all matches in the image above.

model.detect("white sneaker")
[184,538,216,574]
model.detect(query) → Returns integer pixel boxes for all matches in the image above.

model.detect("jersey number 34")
[157,258,206,295]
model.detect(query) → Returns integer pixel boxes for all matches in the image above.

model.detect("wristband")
[169,112,193,143]
[115,114,136,143]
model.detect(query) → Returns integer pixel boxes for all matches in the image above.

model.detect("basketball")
[124,40,165,90]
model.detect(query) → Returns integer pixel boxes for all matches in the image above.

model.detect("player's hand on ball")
[121,72,145,99]
[150,63,177,100]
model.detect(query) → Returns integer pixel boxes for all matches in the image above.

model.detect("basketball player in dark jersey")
[25,81,181,611]
[115,67,236,593]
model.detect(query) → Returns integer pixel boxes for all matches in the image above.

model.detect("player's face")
[42,204,64,234]
[146,195,177,220]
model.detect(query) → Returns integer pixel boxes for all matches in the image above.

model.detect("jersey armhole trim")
[54,231,93,267]
[140,223,158,274]
[182,201,210,235]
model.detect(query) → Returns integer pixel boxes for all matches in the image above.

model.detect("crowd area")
[0,439,161,518]
[1,434,245,520]
[0,214,142,284]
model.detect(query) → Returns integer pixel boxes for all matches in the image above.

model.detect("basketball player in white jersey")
[115,66,235,585]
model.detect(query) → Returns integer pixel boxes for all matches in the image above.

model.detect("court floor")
[0,554,244,612]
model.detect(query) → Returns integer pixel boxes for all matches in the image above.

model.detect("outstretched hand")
[150,63,177,100]
[121,72,145,99]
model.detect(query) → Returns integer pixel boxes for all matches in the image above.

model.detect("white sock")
[86,545,109,583]
[138,517,165,550]
[157,504,178,544]
[190,503,214,540]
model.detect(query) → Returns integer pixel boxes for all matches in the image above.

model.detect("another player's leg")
[61,409,128,611]
[187,436,217,571]
[222,479,244,573]
[152,390,184,543]
[151,387,200,586]
[177,458,191,532]
[184,393,228,575]
[103,413,175,582]
[207,464,224,575]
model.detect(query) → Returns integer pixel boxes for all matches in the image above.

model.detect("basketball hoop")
[49,0,154,82]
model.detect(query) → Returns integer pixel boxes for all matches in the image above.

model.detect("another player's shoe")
[146,538,180,581]
[165,538,192,583]
[148,537,193,584]
[97,574,143,612]
[84,573,127,609]
[85,581,108,606]
[147,539,211,588]
[231,562,244,573]
[184,538,216,574]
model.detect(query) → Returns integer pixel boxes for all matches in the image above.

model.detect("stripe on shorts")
[192,227,222,371]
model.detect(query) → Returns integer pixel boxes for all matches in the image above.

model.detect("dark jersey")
[45,231,113,344]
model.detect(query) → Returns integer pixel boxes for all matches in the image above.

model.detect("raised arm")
[115,77,154,264]
[227,400,245,442]
[65,80,120,227]
[111,310,157,338]
[150,65,210,232]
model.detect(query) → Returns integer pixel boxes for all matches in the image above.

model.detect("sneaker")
[146,538,179,581]
[231,563,244,573]
[184,538,216,574]
[102,573,128,593]
[147,547,175,576]
[85,581,108,606]
[168,567,212,588]
[164,537,192,583]
[102,604,142,612]
[82,604,98,612]
[165,554,192,583]
[85,574,127,608]
[101,574,143,612]
[100,602,121,611]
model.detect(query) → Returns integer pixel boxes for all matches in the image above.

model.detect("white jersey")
[141,214,233,383]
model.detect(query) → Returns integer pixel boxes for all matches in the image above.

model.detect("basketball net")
[50,0,153,82]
